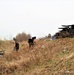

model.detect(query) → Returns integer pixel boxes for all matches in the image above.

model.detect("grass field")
[0,38,74,75]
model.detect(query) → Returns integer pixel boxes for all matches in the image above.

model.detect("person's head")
[13,38,17,42]
[13,37,16,40]
[32,36,36,40]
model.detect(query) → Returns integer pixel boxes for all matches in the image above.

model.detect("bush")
[15,32,31,42]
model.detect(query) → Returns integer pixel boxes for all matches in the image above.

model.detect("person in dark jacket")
[13,38,19,51]
[28,36,36,48]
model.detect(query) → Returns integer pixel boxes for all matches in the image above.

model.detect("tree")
[15,32,31,42]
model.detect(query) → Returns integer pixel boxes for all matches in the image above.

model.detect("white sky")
[0,0,74,39]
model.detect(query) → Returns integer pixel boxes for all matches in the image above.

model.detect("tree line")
[15,32,51,42]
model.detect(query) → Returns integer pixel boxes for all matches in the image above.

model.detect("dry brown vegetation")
[16,32,31,42]
[0,38,74,75]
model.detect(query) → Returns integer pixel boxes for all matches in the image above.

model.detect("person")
[28,36,36,48]
[13,38,19,51]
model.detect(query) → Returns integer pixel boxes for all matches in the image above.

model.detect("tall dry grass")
[0,38,74,75]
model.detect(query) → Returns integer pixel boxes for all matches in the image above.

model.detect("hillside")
[0,38,74,75]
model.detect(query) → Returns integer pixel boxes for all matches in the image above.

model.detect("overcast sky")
[0,0,74,39]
